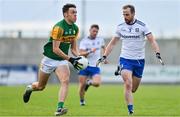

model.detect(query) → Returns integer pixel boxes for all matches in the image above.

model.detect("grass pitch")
[0,84,180,116]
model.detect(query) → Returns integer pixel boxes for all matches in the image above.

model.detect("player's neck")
[127,18,136,25]
[88,36,96,40]
[64,18,73,25]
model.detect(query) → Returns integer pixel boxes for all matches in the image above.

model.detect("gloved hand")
[114,66,121,76]
[156,52,164,65]
[156,52,162,59]
[96,56,107,66]
[69,57,83,70]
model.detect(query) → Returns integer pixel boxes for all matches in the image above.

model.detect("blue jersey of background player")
[78,24,107,106]
[98,4,163,115]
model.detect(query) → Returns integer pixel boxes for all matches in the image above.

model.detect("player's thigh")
[38,57,54,87]
[79,75,87,85]
[37,70,50,88]
[55,65,70,82]
[121,69,133,82]
[92,74,101,84]
[132,76,141,93]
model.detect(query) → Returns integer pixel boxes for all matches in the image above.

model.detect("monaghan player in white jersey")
[78,24,107,106]
[97,5,163,115]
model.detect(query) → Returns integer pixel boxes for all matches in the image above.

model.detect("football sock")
[26,85,33,91]
[80,99,84,103]
[58,102,64,108]
[127,104,133,112]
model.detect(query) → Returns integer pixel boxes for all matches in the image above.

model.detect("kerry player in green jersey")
[23,3,82,116]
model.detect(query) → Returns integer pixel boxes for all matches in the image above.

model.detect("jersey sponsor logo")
[60,36,76,42]
[120,33,140,39]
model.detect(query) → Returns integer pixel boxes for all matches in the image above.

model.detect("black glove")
[69,57,83,70]
[156,52,164,65]
[156,52,162,59]
[114,66,121,76]
[96,56,107,66]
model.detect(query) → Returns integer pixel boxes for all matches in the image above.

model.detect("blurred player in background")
[97,4,163,115]
[78,24,107,106]
[23,3,82,116]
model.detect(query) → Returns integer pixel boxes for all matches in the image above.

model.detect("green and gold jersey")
[43,19,79,60]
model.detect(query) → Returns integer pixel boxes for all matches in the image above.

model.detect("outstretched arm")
[96,37,119,66]
[147,33,164,65]
[103,37,119,57]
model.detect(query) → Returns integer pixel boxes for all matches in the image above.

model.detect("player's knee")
[63,72,70,79]
[60,74,70,85]
[61,79,69,85]
[125,82,132,91]
[61,77,70,85]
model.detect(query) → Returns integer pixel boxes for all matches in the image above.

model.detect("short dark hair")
[62,3,76,14]
[90,24,99,30]
[123,4,135,13]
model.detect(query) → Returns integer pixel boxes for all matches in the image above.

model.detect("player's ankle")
[26,85,33,91]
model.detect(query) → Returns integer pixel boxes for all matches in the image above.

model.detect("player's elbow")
[53,47,59,54]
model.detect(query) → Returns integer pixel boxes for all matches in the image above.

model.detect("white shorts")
[40,56,69,74]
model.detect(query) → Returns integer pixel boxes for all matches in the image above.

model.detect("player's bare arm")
[71,39,80,57]
[79,49,89,57]
[79,48,96,57]
[104,37,119,57]
[101,46,108,64]
[53,40,70,60]
[146,33,160,53]
[147,33,164,65]
[97,37,119,66]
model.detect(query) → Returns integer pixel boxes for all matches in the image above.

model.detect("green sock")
[58,102,64,108]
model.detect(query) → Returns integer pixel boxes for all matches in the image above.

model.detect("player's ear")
[132,12,135,17]
[63,12,67,17]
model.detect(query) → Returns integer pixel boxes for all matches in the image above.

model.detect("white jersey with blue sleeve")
[115,19,151,59]
[79,37,105,67]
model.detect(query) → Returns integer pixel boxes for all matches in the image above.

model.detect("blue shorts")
[79,66,100,77]
[119,57,145,78]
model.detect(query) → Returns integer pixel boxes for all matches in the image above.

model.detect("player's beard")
[70,16,77,23]
[90,35,96,39]
[125,18,133,25]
